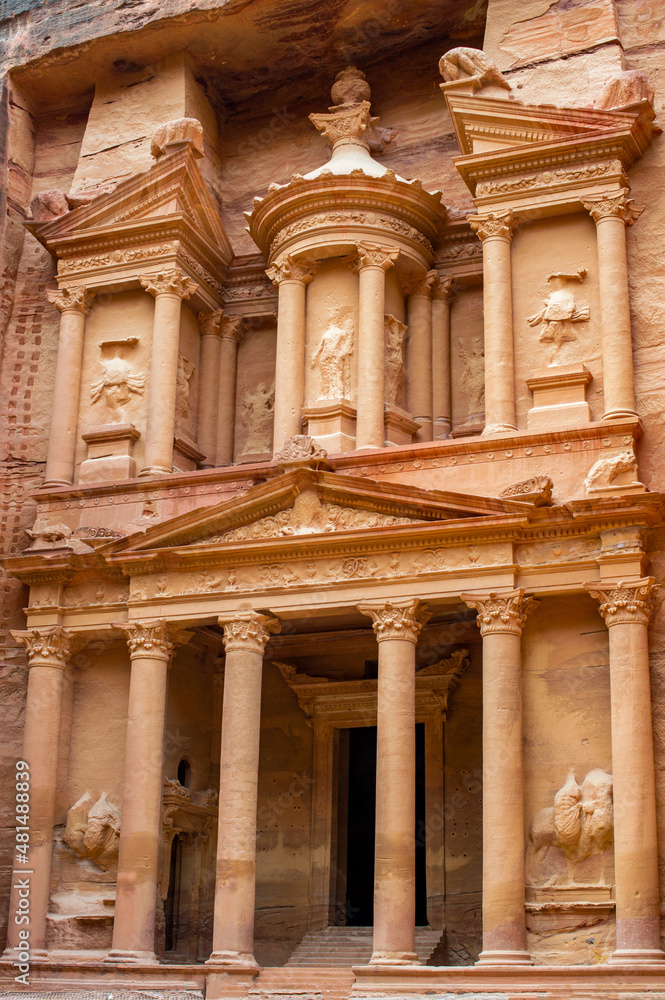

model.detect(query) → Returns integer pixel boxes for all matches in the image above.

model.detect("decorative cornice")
[581,192,644,225]
[46,285,95,315]
[139,267,198,299]
[468,210,518,243]
[356,242,400,271]
[219,611,280,654]
[357,598,430,643]
[11,626,71,669]
[266,254,320,286]
[461,588,538,636]
[585,577,656,627]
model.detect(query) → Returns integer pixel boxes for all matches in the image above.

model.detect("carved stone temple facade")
[2,2,665,998]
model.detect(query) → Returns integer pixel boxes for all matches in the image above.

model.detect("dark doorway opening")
[340,724,427,926]
[164,833,183,952]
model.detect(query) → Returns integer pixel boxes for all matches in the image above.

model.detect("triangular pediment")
[29,146,232,263]
[102,468,533,557]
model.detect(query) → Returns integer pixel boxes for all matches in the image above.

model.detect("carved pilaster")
[11,626,71,669]
[139,268,198,299]
[468,210,518,243]
[358,598,430,643]
[582,193,644,226]
[46,285,95,314]
[461,588,538,636]
[266,254,320,286]
[219,611,281,654]
[356,242,400,271]
[585,577,657,627]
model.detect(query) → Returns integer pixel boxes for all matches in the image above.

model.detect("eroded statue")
[527,270,589,355]
[241,381,275,454]
[63,791,121,871]
[311,323,353,399]
[384,314,407,408]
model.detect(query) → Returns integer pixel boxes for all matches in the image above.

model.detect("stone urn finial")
[331,65,371,108]
[151,118,204,160]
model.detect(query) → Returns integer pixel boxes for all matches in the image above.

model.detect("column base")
[481,423,518,435]
[2,946,49,961]
[104,948,159,964]
[476,950,533,966]
[138,465,172,477]
[206,950,260,971]
[609,948,665,965]
[370,951,419,966]
[602,408,639,421]
[42,478,73,488]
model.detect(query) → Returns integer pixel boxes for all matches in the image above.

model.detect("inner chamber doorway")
[335,724,427,926]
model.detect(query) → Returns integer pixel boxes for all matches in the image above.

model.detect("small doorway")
[335,724,427,926]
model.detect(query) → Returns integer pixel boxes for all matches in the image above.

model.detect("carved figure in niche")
[527,768,613,885]
[527,271,589,357]
[384,314,407,408]
[439,47,510,91]
[90,338,145,413]
[63,791,121,871]
[456,337,485,415]
[311,319,353,399]
[176,354,195,421]
[241,381,275,454]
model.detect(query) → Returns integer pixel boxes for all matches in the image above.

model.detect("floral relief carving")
[266,255,319,286]
[475,161,616,197]
[468,210,518,243]
[516,537,601,566]
[90,338,145,412]
[219,612,280,654]
[58,243,179,274]
[139,267,198,299]
[582,192,644,225]
[11,627,70,668]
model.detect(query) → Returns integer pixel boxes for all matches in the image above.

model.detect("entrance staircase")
[286,925,443,967]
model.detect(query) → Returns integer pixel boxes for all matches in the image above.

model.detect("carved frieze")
[475,161,617,197]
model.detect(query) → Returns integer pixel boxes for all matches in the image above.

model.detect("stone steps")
[285,926,442,968]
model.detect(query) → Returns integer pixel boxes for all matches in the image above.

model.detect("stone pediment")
[102,468,532,556]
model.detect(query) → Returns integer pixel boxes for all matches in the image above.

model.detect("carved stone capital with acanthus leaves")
[140,268,198,299]
[585,577,657,627]
[468,210,518,243]
[266,255,320,287]
[582,192,644,226]
[114,619,190,661]
[461,588,538,636]
[219,612,281,655]
[358,598,430,643]
[11,626,71,669]
[47,285,95,315]
[401,268,438,298]
[309,101,373,146]
[431,276,456,302]
[198,308,224,336]
[356,242,400,271]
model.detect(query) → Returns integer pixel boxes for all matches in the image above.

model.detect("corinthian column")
[3,628,70,957]
[469,212,518,435]
[196,309,224,467]
[44,285,95,487]
[582,194,642,420]
[404,270,436,442]
[266,255,319,455]
[139,269,198,476]
[585,579,665,963]
[431,277,455,440]
[109,620,189,962]
[461,589,537,965]
[356,243,399,451]
[208,612,280,970]
[357,599,429,965]
[217,315,244,467]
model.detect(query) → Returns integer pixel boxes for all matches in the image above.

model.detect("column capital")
[357,598,430,643]
[468,210,518,243]
[582,192,644,226]
[114,619,190,660]
[219,611,281,654]
[198,308,225,336]
[356,242,400,271]
[461,588,538,636]
[219,315,245,342]
[139,267,198,299]
[431,276,456,302]
[46,284,95,315]
[585,577,657,627]
[266,254,319,287]
[401,268,438,298]
[11,626,70,669]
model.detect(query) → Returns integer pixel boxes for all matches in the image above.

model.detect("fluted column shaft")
[470,213,518,434]
[4,628,70,956]
[462,589,537,965]
[358,599,429,965]
[109,621,184,962]
[267,255,319,455]
[217,316,244,467]
[44,286,95,486]
[585,579,664,963]
[583,194,642,420]
[208,612,280,969]
[405,270,436,442]
[140,269,198,476]
[356,244,399,451]
[196,309,224,467]
[431,277,455,440]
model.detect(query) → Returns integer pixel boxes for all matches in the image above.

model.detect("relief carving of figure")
[241,381,275,454]
[527,270,589,357]
[527,768,613,885]
[63,791,121,871]
[176,354,195,421]
[90,338,145,413]
[456,337,485,416]
[311,321,353,399]
[384,314,407,408]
